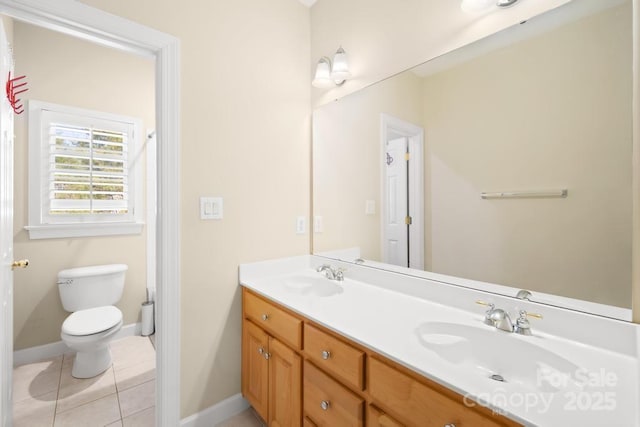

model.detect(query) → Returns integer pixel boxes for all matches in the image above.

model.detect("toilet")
[57,264,127,379]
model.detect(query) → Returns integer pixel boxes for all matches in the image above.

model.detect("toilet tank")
[58,264,128,312]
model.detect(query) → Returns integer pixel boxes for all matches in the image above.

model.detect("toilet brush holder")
[141,301,154,336]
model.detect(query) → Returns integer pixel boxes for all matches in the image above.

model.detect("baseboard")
[180,393,250,427]
[13,322,142,366]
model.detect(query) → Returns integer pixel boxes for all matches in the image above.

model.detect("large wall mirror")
[312,0,633,320]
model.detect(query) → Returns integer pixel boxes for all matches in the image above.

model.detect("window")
[27,101,144,239]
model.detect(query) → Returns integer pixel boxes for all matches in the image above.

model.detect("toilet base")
[71,345,113,379]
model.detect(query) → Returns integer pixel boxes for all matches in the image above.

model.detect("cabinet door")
[269,336,302,427]
[242,320,269,422]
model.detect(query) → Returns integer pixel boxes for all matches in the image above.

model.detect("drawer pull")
[261,314,269,321]
[321,350,331,360]
[320,400,330,411]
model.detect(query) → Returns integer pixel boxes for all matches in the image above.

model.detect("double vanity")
[240,255,640,426]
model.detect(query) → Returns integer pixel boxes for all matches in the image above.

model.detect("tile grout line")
[112,348,125,425]
[52,355,66,426]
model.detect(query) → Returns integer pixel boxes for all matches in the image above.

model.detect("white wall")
[12,22,154,350]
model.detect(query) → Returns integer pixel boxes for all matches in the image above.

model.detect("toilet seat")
[62,306,122,336]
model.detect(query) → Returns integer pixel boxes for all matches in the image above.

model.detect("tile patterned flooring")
[13,335,156,427]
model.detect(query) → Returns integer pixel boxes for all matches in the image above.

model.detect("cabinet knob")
[263,352,271,360]
[261,314,269,321]
[258,347,264,355]
[321,350,331,360]
[444,424,456,427]
[320,400,330,411]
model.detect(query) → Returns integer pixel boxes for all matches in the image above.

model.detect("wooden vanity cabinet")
[242,291,302,426]
[241,288,522,427]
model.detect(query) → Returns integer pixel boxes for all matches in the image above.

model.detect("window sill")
[25,222,144,239]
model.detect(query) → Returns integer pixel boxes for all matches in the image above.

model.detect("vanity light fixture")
[312,46,351,88]
[461,0,519,13]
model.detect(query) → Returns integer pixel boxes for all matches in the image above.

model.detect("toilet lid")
[62,306,122,336]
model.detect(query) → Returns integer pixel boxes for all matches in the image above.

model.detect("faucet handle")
[520,310,543,320]
[514,310,543,335]
[475,300,495,311]
[475,300,496,326]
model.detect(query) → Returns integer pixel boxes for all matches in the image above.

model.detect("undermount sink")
[415,321,580,393]
[281,273,344,297]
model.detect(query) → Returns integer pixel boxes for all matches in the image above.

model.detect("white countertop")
[239,255,640,427]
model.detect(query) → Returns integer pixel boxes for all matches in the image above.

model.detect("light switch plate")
[200,197,223,220]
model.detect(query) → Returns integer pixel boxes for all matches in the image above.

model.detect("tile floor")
[13,335,156,427]
[217,408,265,427]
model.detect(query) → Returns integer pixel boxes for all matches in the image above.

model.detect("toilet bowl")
[61,305,123,378]
[57,264,127,379]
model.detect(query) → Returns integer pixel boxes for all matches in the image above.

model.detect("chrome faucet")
[477,301,514,332]
[316,264,344,281]
[476,301,542,334]
[516,289,532,300]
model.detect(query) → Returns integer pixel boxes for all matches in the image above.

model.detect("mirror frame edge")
[633,0,639,324]
[0,0,182,424]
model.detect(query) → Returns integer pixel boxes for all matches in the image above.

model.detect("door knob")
[11,259,29,270]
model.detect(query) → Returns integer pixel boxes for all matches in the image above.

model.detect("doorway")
[380,114,424,270]
[0,1,180,425]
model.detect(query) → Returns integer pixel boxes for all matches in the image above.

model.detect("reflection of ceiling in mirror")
[412,0,626,78]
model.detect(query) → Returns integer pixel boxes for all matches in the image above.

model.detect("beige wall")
[423,3,632,307]
[313,71,424,258]
[12,22,155,350]
[79,0,311,418]
[310,0,570,107]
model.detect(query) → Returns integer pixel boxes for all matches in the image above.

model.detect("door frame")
[0,1,181,425]
[380,113,424,270]
[0,16,13,427]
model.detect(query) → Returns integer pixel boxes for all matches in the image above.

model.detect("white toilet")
[57,264,127,379]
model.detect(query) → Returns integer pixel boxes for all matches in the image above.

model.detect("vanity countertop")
[239,255,640,427]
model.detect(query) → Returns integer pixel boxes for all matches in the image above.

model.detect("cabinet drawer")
[303,361,364,427]
[368,404,404,427]
[244,290,302,350]
[369,357,514,427]
[303,323,365,390]
[303,417,317,427]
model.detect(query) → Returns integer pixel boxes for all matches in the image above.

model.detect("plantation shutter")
[43,110,132,218]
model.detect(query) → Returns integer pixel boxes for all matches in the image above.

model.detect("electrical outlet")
[296,216,306,234]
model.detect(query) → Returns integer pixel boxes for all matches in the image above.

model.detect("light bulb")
[312,57,333,89]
